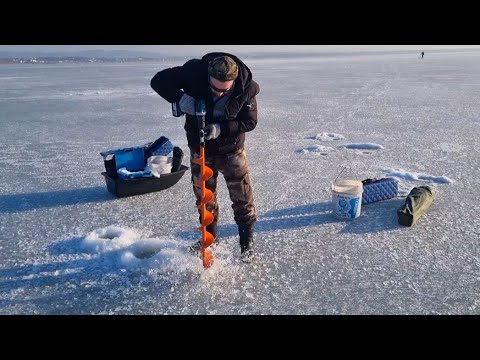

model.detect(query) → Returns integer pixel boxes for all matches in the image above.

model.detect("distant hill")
[0,49,177,59]
[2,47,479,62]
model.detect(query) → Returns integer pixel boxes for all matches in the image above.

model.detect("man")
[150,52,259,263]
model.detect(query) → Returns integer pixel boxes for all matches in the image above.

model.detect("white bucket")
[331,179,363,220]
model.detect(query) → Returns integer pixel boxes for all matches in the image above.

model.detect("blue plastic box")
[113,147,145,172]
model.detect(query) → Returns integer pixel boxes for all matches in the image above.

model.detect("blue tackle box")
[361,177,399,204]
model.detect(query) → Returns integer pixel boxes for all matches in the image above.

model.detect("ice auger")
[193,99,215,268]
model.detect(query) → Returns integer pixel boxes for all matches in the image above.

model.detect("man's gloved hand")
[204,123,221,140]
[172,94,196,117]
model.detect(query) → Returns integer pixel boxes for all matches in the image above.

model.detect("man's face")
[209,76,234,96]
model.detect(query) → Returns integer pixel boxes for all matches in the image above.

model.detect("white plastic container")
[331,179,363,220]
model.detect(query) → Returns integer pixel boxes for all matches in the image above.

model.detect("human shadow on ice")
[177,198,406,240]
[176,202,340,241]
[0,186,114,213]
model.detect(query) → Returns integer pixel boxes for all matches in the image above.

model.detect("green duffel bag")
[397,186,436,226]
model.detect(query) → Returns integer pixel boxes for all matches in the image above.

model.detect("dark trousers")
[190,147,257,230]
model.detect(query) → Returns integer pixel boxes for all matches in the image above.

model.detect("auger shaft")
[194,100,215,268]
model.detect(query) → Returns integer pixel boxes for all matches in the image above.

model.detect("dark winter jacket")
[150,52,259,155]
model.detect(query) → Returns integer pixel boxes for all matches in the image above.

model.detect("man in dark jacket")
[150,52,259,263]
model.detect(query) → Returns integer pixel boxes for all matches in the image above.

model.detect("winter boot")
[188,222,218,255]
[239,226,255,263]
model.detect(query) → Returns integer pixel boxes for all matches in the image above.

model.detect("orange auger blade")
[197,227,215,248]
[195,99,215,269]
[197,207,214,226]
[193,184,214,203]
[203,188,214,203]
[202,248,214,268]
[202,166,214,181]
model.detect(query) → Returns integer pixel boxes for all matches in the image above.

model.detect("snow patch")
[298,145,335,154]
[312,132,345,141]
[383,168,453,184]
[339,143,384,150]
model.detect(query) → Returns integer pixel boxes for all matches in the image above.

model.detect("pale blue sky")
[1,45,480,55]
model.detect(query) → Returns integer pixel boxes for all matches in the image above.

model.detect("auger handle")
[196,99,207,144]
